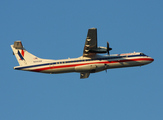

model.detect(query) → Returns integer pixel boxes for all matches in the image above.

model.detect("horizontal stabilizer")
[13,41,24,49]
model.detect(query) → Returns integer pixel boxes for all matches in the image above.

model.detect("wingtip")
[89,27,97,30]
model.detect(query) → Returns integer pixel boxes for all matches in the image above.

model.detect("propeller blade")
[107,42,112,55]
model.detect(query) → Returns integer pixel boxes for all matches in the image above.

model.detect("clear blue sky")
[1,0,163,120]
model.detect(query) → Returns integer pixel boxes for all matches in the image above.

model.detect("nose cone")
[148,57,154,64]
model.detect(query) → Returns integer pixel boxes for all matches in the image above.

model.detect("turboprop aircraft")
[11,28,154,79]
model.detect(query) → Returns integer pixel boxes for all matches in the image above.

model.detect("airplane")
[11,28,154,79]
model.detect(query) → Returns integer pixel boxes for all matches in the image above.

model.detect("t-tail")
[11,41,43,66]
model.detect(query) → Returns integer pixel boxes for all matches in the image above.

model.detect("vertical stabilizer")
[11,41,42,66]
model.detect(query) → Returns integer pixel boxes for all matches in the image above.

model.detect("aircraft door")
[49,63,54,69]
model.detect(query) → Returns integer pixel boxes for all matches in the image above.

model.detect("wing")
[83,28,97,57]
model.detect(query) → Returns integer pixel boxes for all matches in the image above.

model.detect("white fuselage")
[14,52,154,74]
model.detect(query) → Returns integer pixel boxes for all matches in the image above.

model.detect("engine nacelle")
[75,64,107,73]
[89,47,107,53]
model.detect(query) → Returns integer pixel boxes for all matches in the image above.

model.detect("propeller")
[107,42,112,55]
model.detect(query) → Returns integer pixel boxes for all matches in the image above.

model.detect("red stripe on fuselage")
[30,58,154,72]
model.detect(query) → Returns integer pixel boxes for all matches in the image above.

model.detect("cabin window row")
[50,56,124,65]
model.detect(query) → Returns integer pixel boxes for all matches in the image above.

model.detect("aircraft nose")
[149,57,154,63]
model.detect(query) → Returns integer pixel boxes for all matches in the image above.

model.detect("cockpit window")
[140,53,147,56]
